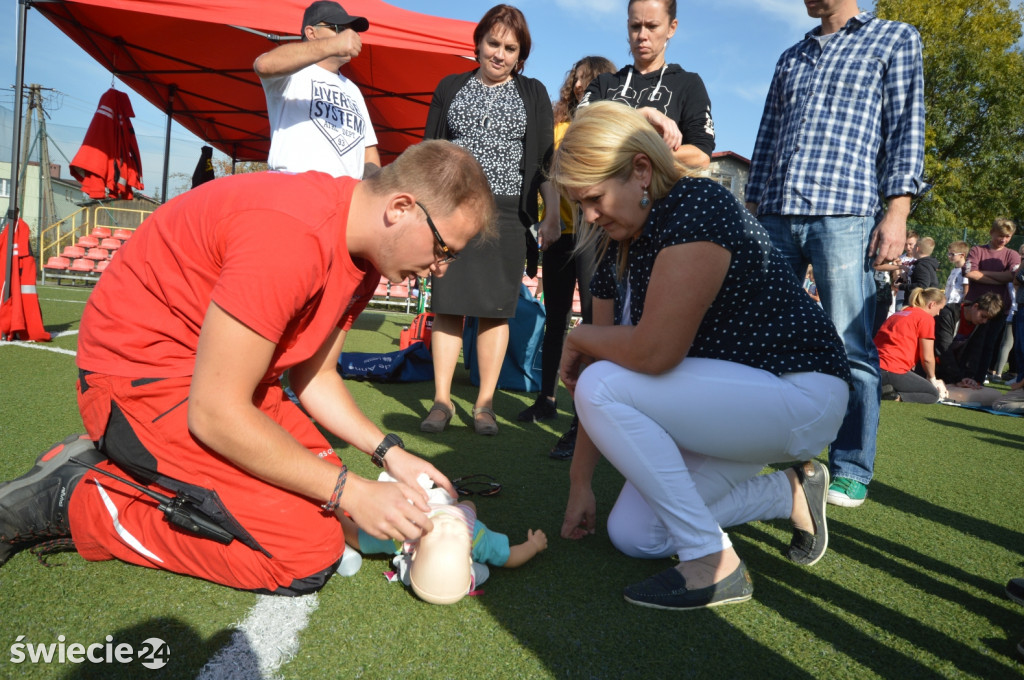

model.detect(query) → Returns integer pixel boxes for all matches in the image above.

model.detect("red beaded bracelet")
[321,464,348,512]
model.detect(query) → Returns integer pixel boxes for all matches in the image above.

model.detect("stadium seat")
[572,285,582,315]
[374,278,390,298]
[77,235,100,248]
[70,259,95,272]
[61,245,86,259]
[94,260,110,273]
[44,256,71,270]
[100,238,121,251]
[91,227,113,239]
[85,248,110,261]
[388,280,414,312]
[113,228,134,240]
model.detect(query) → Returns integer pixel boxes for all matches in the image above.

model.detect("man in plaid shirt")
[745,0,925,509]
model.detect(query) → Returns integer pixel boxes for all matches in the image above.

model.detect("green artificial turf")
[0,283,1022,679]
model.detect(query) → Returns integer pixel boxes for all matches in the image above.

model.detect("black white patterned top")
[590,177,852,383]
[447,77,526,197]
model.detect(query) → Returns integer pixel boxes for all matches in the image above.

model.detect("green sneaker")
[827,477,867,508]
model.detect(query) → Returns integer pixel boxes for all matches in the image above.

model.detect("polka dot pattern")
[591,178,852,383]
[447,77,526,197]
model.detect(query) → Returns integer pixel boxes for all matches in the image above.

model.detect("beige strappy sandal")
[420,402,453,433]
[472,406,498,436]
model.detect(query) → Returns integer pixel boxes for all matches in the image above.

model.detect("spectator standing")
[745,0,926,508]
[1011,247,1024,384]
[420,5,558,437]
[517,56,616,429]
[255,1,380,178]
[962,218,1020,383]
[943,240,970,308]
[904,236,940,301]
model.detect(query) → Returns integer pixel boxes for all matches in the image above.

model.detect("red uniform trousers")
[72,372,345,594]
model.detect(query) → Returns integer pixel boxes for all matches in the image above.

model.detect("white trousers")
[575,358,849,561]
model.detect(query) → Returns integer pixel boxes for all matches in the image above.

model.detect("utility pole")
[16,85,58,243]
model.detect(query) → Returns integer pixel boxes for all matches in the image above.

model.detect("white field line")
[0,330,79,356]
[38,297,89,305]
[196,593,319,680]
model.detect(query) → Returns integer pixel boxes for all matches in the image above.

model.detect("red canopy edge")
[32,0,477,163]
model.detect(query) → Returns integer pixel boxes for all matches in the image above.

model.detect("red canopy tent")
[3,0,476,333]
[30,0,476,164]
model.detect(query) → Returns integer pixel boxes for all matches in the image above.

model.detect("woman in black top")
[577,0,715,169]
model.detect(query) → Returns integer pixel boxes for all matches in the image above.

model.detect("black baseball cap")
[301,1,370,34]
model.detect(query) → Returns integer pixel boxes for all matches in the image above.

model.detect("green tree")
[212,159,268,176]
[875,0,1024,230]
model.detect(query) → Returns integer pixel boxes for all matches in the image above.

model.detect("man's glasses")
[452,474,501,497]
[947,252,959,258]
[317,23,352,34]
[417,201,457,265]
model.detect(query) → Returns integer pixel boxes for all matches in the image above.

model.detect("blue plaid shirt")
[746,13,926,217]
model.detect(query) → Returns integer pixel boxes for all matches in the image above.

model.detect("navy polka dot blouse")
[590,178,852,384]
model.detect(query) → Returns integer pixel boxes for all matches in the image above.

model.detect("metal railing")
[38,205,152,284]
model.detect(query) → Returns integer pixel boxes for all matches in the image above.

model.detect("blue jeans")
[759,215,880,485]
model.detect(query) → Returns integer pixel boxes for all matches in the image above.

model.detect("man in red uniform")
[0,140,494,594]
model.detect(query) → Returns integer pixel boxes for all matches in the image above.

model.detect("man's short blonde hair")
[366,140,497,242]
[992,218,1017,236]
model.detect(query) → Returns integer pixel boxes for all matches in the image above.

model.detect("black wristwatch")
[371,433,404,468]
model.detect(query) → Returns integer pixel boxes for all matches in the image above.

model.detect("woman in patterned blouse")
[551,101,851,610]
[420,4,557,437]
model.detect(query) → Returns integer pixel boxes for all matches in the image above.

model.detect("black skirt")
[430,195,527,319]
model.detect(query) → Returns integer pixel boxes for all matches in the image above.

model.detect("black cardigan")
[423,69,553,228]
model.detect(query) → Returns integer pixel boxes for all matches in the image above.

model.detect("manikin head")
[408,504,473,605]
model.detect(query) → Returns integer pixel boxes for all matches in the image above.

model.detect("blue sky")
[1,1,877,198]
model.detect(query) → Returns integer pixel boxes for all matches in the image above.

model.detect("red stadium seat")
[113,228,134,240]
[61,245,86,259]
[44,256,71,270]
[77,235,100,248]
[100,238,121,250]
[91,227,113,239]
[70,259,95,272]
[94,260,110,273]
[85,248,110,261]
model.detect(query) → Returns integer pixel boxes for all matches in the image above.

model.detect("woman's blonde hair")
[548,101,693,275]
[907,287,945,309]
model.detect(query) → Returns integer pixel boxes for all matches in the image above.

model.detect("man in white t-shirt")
[255,1,380,178]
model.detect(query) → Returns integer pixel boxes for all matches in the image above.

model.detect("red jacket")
[71,88,144,200]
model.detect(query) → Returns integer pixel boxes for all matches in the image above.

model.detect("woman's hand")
[561,481,597,539]
[558,331,588,396]
[537,218,562,251]
[638,107,682,150]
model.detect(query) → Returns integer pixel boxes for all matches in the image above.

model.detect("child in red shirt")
[874,288,946,403]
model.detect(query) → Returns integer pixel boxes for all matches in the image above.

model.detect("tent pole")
[160,85,176,203]
[3,0,30,338]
